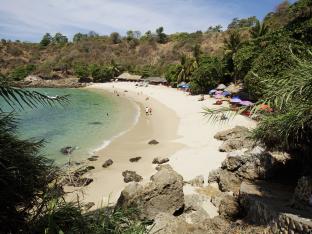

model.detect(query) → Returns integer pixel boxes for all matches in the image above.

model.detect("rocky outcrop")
[152,157,169,165]
[122,170,143,183]
[239,181,312,234]
[116,165,184,221]
[60,146,76,155]
[102,159,113,168]
[214,126,254,152]
[187,175,205,187]
[218,194,240,220]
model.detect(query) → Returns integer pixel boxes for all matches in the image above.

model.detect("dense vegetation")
[1,0,312,233]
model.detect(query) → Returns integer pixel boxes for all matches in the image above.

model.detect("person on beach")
[149,107,152,115]
[145,107,149,116]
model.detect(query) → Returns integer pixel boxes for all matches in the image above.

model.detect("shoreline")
[65,84,183,206]
[66,82,256,207]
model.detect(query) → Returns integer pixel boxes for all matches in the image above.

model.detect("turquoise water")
[1,88,137,165]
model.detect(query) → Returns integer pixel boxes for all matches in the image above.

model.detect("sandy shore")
[67,82,256,207]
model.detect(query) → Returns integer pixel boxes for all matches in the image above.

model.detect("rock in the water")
[152,157,169,165]
[148,139,159,145]
[60,146,76,155]
[122,170,143,183]
[187,175,205,187]
[218,195,240,220]
[116,165,184,220]
[102,159,113,168]
[129,157,142,162]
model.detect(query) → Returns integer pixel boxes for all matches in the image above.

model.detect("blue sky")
[0,0,296,42]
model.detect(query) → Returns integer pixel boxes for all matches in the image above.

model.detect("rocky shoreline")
[14,76,87,88]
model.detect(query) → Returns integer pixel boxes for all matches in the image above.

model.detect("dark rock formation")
[116,165,184,220]
[152,157,169,165]
[102,159,114,168]
[148,139,159,145]
[129,157,142,162]
[122,170,143,183]
[60,146,76,155]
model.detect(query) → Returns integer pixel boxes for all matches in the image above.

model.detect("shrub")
[244,35,308,99]
[190,56,225,94]
[9,64,36,81]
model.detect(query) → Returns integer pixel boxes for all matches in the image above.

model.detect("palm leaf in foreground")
[0,86,69,111]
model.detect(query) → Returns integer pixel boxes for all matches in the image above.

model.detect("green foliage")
[244,36,307,99]
[164,64,181,84]
[90,65,114,82]
[250,19,269,38]
[206,25,223,33]
[252,49,312,150]
[156,26,168,44]
[190,56,225,94]
[52,33,68,45]
[40,33,52,47]
[73,33,88,43]
[9,64,36,81]
[110,32,121,44]
[74,64,90,80]
[227,16,258,30]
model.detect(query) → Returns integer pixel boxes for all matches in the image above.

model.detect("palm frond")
[0,86,69,111]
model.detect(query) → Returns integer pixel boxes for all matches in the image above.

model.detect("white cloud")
[0,0,275,41]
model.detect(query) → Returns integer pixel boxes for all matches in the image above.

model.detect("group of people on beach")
[145,106,152,116]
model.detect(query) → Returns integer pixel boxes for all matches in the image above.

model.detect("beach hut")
[143,77,168,85]
[117,72,142,82]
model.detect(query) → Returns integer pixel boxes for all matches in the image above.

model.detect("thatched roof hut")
[143,77,168,85]
[117,72,142,81]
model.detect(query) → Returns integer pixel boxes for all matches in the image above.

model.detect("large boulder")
[122,170,143,183]
[152,157,169,165]
[182,194,212,223]
[116,165,184,220]
[214,126,250,141]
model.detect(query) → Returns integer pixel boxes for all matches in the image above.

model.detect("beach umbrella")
[177,82,186,88]
[216,84,226,90]
[215,90,223,95]
[230,97,241,103]
[239,100,253,106]
[222,91,231,97]
[209,89,216,95]
[183,84,190,89]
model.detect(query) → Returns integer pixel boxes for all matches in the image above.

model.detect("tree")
[9,64,36,81]
[52,33,68,45]
[110,32,121,44]
[40,33,52,47]
[206,25,223,33]
[250,19,269,38]
[156,26,168,44]
[223,30,241,83]
[88,30,99,38]
[74,64,90,81]
[73,32,88,43]
[228,16,257,29]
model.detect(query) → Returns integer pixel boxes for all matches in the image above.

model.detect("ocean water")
[1,88,138,165]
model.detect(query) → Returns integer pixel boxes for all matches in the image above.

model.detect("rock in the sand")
[219,138,254,152]
[221,155,244,171]
[214,126,250,141]
[187,175,205,187]
[73,166,95,177]
[122,170,143,183]
[102,159,113,168]
[182,194,212,223]
[208,169,241,193]
[148,139,159,145]
[129,157,142,162]
[152,157,169,165]
[116,165,184,220]
[60,146,76,155]
[88,157,98,161]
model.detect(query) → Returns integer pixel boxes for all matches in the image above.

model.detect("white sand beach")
[67,82,256,207]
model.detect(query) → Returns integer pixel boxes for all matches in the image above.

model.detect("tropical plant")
[250,20,269,38]
[156,26,168,44]
[40,33,52,47]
